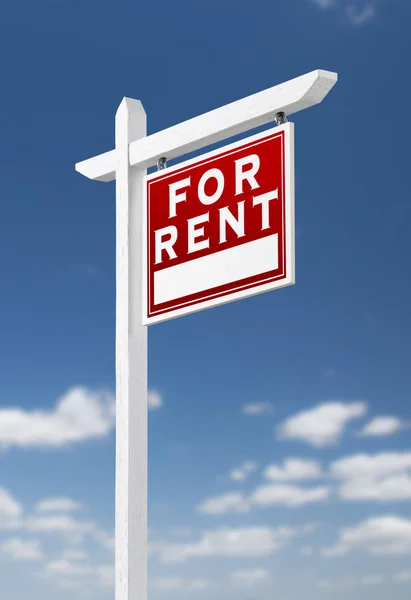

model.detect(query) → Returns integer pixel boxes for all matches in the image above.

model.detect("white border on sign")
[142,122,295,326]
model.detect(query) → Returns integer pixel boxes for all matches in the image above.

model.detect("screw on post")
[157,157,167,170]
[274,111,288,125]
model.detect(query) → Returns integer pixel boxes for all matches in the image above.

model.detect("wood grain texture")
[115,98,147,600]
[75,69,337,181]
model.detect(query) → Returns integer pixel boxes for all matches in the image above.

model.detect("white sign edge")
[142,122,295,326]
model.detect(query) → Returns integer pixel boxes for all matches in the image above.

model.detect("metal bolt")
[157,157,167,170]
[274,111,288,125]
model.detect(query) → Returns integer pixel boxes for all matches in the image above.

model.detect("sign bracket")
[157,156,167,171]
[275,111,288,125]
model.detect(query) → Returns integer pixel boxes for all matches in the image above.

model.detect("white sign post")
[75,69,337,600]
[114,98,148,600]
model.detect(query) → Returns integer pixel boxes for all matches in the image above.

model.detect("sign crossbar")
[75,69,337,182]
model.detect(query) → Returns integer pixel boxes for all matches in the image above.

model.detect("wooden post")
[115,98,147,600]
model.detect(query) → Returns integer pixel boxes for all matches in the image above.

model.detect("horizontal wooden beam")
[75,149,116,182]
[75,69,337,182]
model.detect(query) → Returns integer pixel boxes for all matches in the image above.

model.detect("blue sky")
[0,0,411,598]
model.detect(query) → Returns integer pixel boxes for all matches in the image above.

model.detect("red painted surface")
[146,128,289,320]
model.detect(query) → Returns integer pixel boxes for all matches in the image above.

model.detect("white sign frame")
[142,123,295,326]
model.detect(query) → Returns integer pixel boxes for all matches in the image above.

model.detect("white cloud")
[318,575,381,590]
[312,0,337,8]
[148,390,163,411]
[43,559,93,576]
[393,570,411,582]
[151,578,185,591]
[264,458,323,481]
[196,492,250,515]
[0,488,116,566]
[229,461,257,482]
[0,385,164,450]
[318,579,334,589]
[186,579,211,591]
[0,488,101,545]
[322,515,411,557]
[61,549,88,561]
[0,387,115,448]
[300,545,314,556]
[25,514,96,543]
[40,560,114,590]
[242,461,257,472]
[242,402,273,416]
[96,564,115,587]
[251,483,330,507]
[360,575,384,585]
[318,576,358,590]
[339,474,411,502]
[93,529,114,552]
[230,568,271,588]
[151,578,212,591]
[347,3,375,25]
[277,401,367,447]
[229,469,244,481]
[311,0,376,26]
[331,452,411,501]
[35,497,84,512]
[168,528,192,538]
[157,526,299,563]
[331,452,411,480]
[0,537,43,560]
[197,480,329,513]
[56,580,81,589]
[322,544,347,558]
[359,416,408,437]
[0,488,22,521]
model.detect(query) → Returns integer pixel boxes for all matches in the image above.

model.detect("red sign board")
[143,123,294,324]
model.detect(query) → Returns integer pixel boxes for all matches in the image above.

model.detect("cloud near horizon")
[322,515,411,557]
[359,416,409,437]
[277,401,367,447]
[311,0,377,25]
[0,386,163,450]
[153,525,309,563]
[197,450,411,516]
[242,401,273,416]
